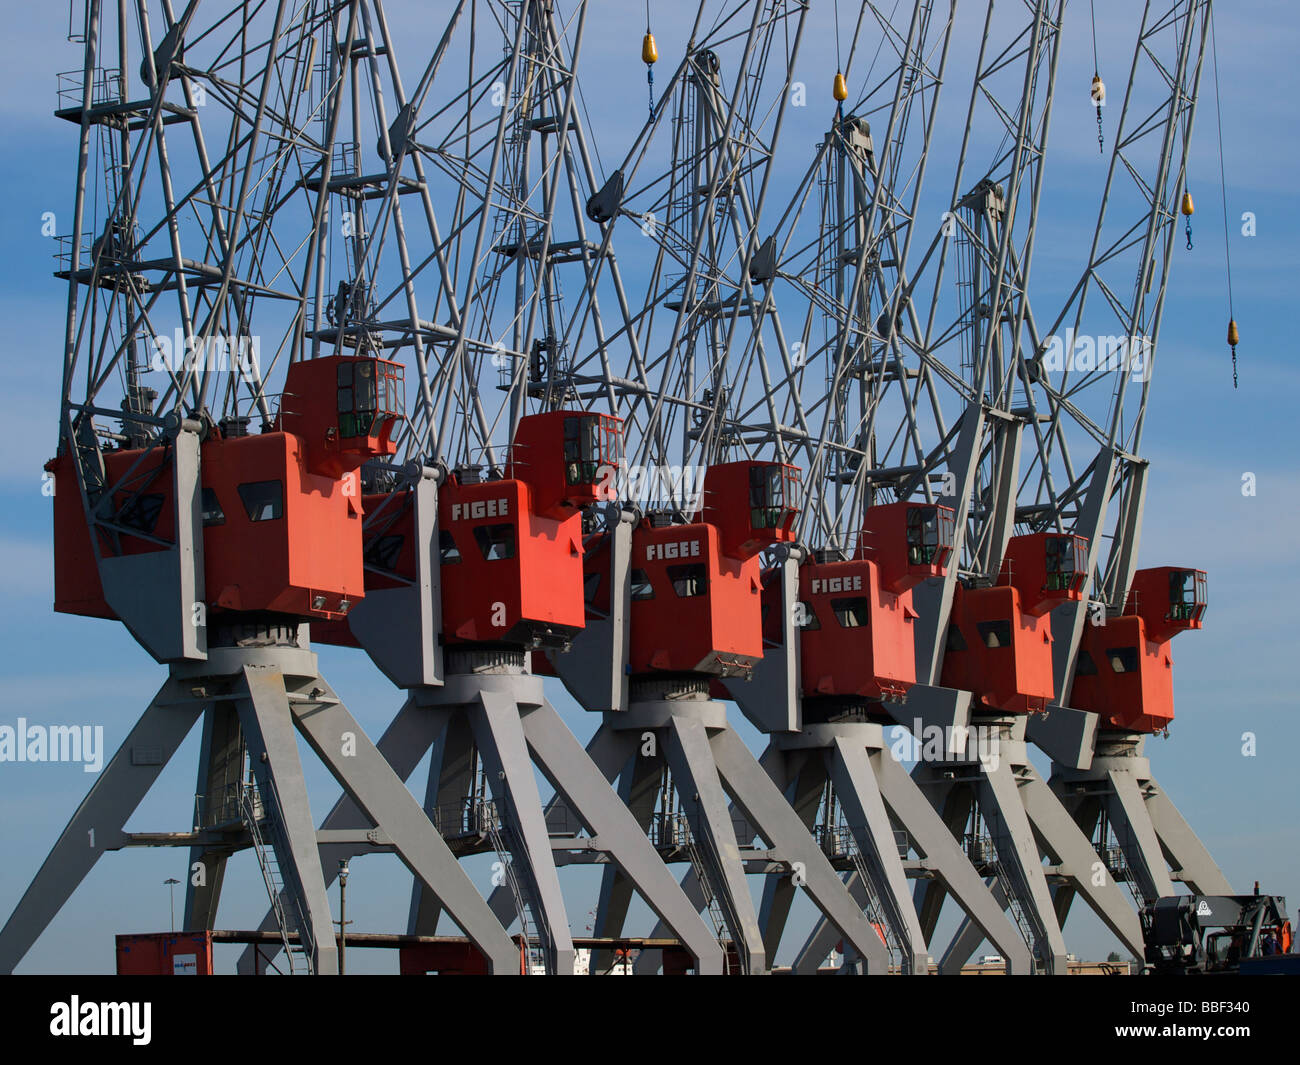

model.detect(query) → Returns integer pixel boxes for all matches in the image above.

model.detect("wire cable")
[1210,9,1237,387]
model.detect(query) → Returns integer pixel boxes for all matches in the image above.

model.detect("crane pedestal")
[580,681,894,974]
[899,714,1146,973]
[632,715,1034,975]
[749,719,1033,974]
[0,623,520,975]
[239,649,725,975]
[1047,732,1231,916]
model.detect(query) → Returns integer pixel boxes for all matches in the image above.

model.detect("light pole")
[164,877,180,932]
[336,860,351,974]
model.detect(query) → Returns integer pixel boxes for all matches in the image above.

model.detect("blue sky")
[0,0,1296,973]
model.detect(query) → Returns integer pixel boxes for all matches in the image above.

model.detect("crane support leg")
[236,696,447,973]
[912,767,974,938]
[591,727,661,970]
[0,679,201,973]
[288,680,519,974]
[828,737,929,975]
[467,686,576,975]
[1020,770,1145,957]
[709,726,893,974]
[635,745,815,974]
[873,747,1033,974]
[942,762,1148,968]
[942,878,1011,970]
[521,700,724,975]
[663,715,768,975]
[184,701,242,930]
[756,748,824,959]
[965,759,1069,974]
[1046,789,1103,928]
[1048,736,1231,917]
[794,731,1033,975]
[1105,770,1176,900]
[618,707,897,975]
[236,667,340,976]
[408,714,476,934]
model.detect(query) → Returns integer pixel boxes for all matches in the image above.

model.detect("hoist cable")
[1210,9,1238,387]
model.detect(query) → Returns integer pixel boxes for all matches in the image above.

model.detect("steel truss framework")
[3,0,1233,976]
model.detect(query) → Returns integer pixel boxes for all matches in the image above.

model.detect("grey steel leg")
[522,700,724,975]
[236,696,444,974]
[969,761,1068,974]
[408,713,475,935]
[874,749,1032,974]
[592,730,661,966]
[1047,777,1103,928]
[631,874,709,975]
[911,763,973,939]
[759,748,825,960]
[480,722,631,968]
[1020,770,1145,958]
[184,848,229,932]
[635,745,802,974]
[311,695,450,838]
[0,679,201,973]
[942,878,1009,973]
[828,737,928,974]
[1143,777,1232,894]
[236,667,339,976]
[469,689,576,975]
[291,683,519,975]
[710,727,892,974]
[579,721,638,785]
[663,716,766,974]
[185,702,242,930]
[1106,769,1176,901]
[792,875,870,974]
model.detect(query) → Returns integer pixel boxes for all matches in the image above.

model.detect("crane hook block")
[833,72,848,103]
[642,33,658,65]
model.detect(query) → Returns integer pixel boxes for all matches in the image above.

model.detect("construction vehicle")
[1141,893,1293,974]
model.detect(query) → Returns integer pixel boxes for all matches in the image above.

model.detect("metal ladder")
[1096,810,1148,910]
[968,797,1040,969]
[485,814,546,974]
[678,815,735,975]
[985,846,1040,969]
[239,780,312,974]
[842,828,908,972]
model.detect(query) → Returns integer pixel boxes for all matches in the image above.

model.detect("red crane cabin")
[440,411,618,646]
[779,502,955,703]
[939,532,1088,714]
[317,410,621,651]
[49,354,402,624]
[591,461,800,679]
[1069,566,1207,734]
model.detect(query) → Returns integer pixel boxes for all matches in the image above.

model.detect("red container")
[115,931,214,975]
